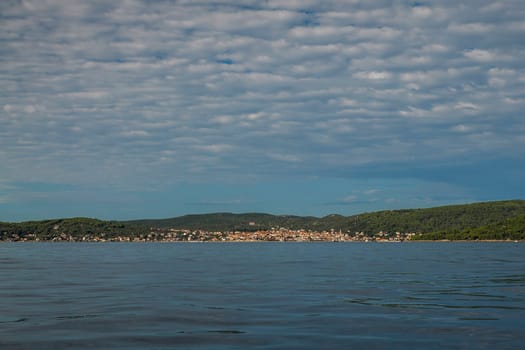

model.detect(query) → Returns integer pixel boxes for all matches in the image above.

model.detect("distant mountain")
[1,200,525,241]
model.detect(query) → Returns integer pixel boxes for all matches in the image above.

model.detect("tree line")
[2,200,524,241]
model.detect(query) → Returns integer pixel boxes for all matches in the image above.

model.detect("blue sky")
[1,0,524,222]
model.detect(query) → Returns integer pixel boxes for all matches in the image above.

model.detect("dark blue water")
[1,243,524,349]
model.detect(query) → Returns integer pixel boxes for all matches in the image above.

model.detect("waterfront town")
[3,226,417,242]
[3,201,524,242]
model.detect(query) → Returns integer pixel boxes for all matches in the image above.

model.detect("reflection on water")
[1,242,524,349]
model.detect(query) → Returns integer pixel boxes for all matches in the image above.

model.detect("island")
[1,200,524,242]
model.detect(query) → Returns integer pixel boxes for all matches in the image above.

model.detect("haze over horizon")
[1,1,524,222]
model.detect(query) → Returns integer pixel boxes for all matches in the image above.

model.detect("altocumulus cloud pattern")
[1,1,524,220]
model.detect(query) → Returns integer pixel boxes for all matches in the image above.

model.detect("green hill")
[412,213,525,241]
[1,200,525,241]
[0,217,148,241]
[126,212,318,232]
[343,200,525,237]
[127,200,525,237]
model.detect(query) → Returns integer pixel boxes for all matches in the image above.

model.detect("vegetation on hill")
[127,213,319,232]
[412,214,525,241]
[0,218,148,241]
[128,200,525,238]
[346,200,525,239]
[1,200,524,241]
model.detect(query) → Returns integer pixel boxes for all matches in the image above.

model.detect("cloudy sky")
[1,0,524,221]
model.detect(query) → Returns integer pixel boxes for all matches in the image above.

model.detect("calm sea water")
[1,242,524,349]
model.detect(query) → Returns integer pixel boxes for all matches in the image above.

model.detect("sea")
[1,242,524,350]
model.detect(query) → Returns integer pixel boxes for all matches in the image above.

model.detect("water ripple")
[0,317,28,324]
[1,242,524,350]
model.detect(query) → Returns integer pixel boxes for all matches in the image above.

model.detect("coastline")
[1,239,522,243]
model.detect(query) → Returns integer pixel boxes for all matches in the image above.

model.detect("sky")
[1,0,524,222]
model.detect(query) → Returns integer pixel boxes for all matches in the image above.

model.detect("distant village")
[3,200,523,242]
[3,225,418,242]
[138,227,418,243]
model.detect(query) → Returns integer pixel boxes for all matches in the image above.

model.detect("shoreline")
[1,239,522,243]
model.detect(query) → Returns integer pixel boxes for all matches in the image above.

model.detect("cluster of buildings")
[121,227,417,242]
[2,227,418,242]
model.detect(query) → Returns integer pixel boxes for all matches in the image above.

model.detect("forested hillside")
[345,200,525,238]
[2,200,524,241]
[0,218,148,241]
[412,214,525,240]
[128,200,525,237]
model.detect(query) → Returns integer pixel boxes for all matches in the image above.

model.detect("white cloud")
[454,102,479,111]
[364,189,379,195]
[212,115,235,124]
[23,105,36,113]
[487,68,517,88]
[411,7,433,19]
[355,71,392,80]
[194,144,234,154]
[267,153,302,163]
[0,0,523,194]
[341,195,358,204]
[421,44,449,53]
[448,22,495,34]
[451,124,473,133]
[121,130,150,137]
[59,91,109,99]
[463,49,500,62]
